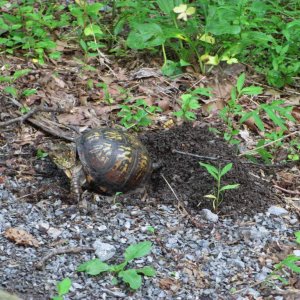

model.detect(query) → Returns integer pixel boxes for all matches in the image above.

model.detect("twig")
[274,185,300,195]
[172,149,220,160]
[35,246,94,270]
[161,173,204,228]
[239,131,300,157]
[0,106,68,128]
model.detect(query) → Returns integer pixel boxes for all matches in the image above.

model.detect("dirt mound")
[142,123,280,217]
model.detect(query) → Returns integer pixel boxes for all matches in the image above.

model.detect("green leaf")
[22,88,37,97]
[126,23,165,49]
[4,86,17,97]
[124,241,152,262]
[84,24,103,36]
[77,259,111,275]
[119,269,142,290]
[199,162,219,180]
[36,149,48,159]
[57,278,72,296]
[241,86,263,95]
[220,163,233,176]
[280,254,300,273]
[220,184,240,192]
[295,231,300,244]
[161,60,181,76]
[236,73,245,94]
[13,69,31,81]
[137,266,156,277]
[110,261,127,273]
[86,3,104,16]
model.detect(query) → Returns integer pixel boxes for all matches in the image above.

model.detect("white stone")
[201,209,219,223]
[93,240,116,261]
[267,206,288,216]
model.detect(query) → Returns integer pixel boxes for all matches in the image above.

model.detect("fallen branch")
[0,106,68,128]
[35,246,94,270]
[161,173,205,229]
[274,185,300,195]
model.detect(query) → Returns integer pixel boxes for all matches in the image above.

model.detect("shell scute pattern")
[76,128,151,194]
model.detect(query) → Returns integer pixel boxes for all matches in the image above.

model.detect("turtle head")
[47,142,77,179]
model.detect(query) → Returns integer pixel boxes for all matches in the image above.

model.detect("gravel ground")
[0,180,298,300]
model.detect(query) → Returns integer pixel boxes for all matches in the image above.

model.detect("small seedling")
[36,149,48,159]
[52,277,72,300]
[77,241,156,290]
[199,162,240,211]
[267,231,300,285]
[146,226,155,234]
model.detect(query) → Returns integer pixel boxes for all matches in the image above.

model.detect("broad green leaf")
[119,269,142,290]
[220,163,233,176]
[57,278,72,296]
[241,86,263,95]
[77,259,110,275]
[206,22,241,35]
[220,184,240,192]
[127,23,165,50]
[137,266,156,277]
[86,3,103,16]
[184,111,196,120]
[124,241,152,261]
[84,24,103,36]
[156,0,180,14]
[236,73,245,94]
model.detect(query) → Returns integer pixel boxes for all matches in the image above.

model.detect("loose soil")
[142,123,281,217]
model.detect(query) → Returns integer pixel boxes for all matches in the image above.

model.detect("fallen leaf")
[4,228,39,248]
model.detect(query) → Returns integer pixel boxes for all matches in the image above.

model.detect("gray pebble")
[93,240,116,261]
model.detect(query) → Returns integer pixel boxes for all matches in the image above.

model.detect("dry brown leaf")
[291,107,300,123]
[4,228,39,248]
[202,99,225,115]
[159,278,181,292]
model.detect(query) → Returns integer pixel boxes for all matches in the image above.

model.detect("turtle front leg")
[70,164,86,202]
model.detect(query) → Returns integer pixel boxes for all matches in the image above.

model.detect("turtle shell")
[76,128,152,194]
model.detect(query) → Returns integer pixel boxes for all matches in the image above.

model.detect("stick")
[35,246,94,270]
[274,185,300,195]
[239,131,299,157]
[161,173,204,229]
[172,149,220,160]
[0,106,68,128]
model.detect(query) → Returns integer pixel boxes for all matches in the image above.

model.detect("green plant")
[220,73,263,145]
[174,87,211,121]
[77,241,156,290]
[268,231,300,285]
[52,277,72,300]
[36,149,48,159]
[199,162,240,211]
[118,99,162,129]
[0,0,68,63]
[146,226,155,234]
[0,68,34,98]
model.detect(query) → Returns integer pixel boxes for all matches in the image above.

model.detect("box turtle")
[49,128,152,200]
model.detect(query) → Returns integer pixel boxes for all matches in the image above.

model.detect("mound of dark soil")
[142,123,280,217]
